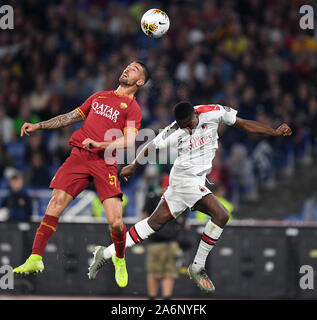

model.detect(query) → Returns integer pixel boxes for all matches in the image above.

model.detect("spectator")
[306,97,317,148]
[209,54,233,84]
[175,52,207,83]
[227,143,258,202]
[223,22,248,60]
[46,68,66,96]
[13,96,40,136]
[239,85,256,120]
[24,132,50,165]
[48,126,73,164]
[142,174,186,300]
[74,68,94,102]
[0,170,33,221]
[29,74,51,119]
[6,131,26,170]
[264,46,283,73]
[0,106,13,144]
[206,147,233,199]
[0,143,13,180]
[60,80,81,114]
[24,152,52,187]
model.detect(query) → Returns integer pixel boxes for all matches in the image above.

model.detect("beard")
[119,74,138,87]
[119,76,129,86]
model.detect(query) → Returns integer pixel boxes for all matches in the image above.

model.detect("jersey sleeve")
[218,105,238,126]
[152,121,180,149]
[124,100,142,133]
[76,92,99,120]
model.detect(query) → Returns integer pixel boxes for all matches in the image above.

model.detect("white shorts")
[162,171,211,218]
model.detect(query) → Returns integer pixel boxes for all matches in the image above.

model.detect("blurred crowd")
[1,0,317,219]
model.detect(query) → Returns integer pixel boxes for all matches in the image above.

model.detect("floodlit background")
[0,0,317,299]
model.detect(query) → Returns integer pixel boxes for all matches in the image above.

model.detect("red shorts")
[49,147,122,202]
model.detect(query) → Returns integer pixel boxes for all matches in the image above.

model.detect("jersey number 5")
[109,174,117,187]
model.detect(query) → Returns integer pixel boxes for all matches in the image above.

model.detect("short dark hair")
[134,60,150,84]
[173,101,194,121]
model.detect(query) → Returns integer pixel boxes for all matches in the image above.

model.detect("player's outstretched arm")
[120,141,156,181]
[20,109,83,136]
[233,117,292,137]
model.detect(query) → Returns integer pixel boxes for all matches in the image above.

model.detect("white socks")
[103,218,155,259]
[102,217,223,271]
[192,220,223,271]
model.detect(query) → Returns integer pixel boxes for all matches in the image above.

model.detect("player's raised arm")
[233,117,292,137]
[20,109,83,136]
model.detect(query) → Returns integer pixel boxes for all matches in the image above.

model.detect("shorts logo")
[199,186,207,193]
[120,102,128,109]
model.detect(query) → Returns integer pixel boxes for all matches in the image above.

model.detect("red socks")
[32,215,126,259]
[110,224,127,258]
[32,214,59,256]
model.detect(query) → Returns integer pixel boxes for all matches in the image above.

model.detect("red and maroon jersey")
[69,90,142,155]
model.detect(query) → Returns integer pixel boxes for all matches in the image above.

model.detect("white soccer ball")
[141,9,170,39]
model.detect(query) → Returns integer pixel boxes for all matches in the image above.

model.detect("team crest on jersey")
[120,102,128,109]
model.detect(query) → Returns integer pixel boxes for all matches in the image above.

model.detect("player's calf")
[110,224,127,259]
[188,218,224,292]
[215,206,229,228]
[101,217,156,261]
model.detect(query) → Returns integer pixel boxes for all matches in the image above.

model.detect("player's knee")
[109,217,123,231]
[50,192,69,210]
[218,208,229,227]
[148,211,171,231]
[149,220,163,231]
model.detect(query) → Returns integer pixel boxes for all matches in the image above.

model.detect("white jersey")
[153,104,237,186]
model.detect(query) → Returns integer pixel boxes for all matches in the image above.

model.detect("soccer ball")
[141,9,170,39]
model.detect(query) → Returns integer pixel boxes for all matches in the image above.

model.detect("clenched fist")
[120,164,137,181]
[82,138,102,149]
[275,123,292,137]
